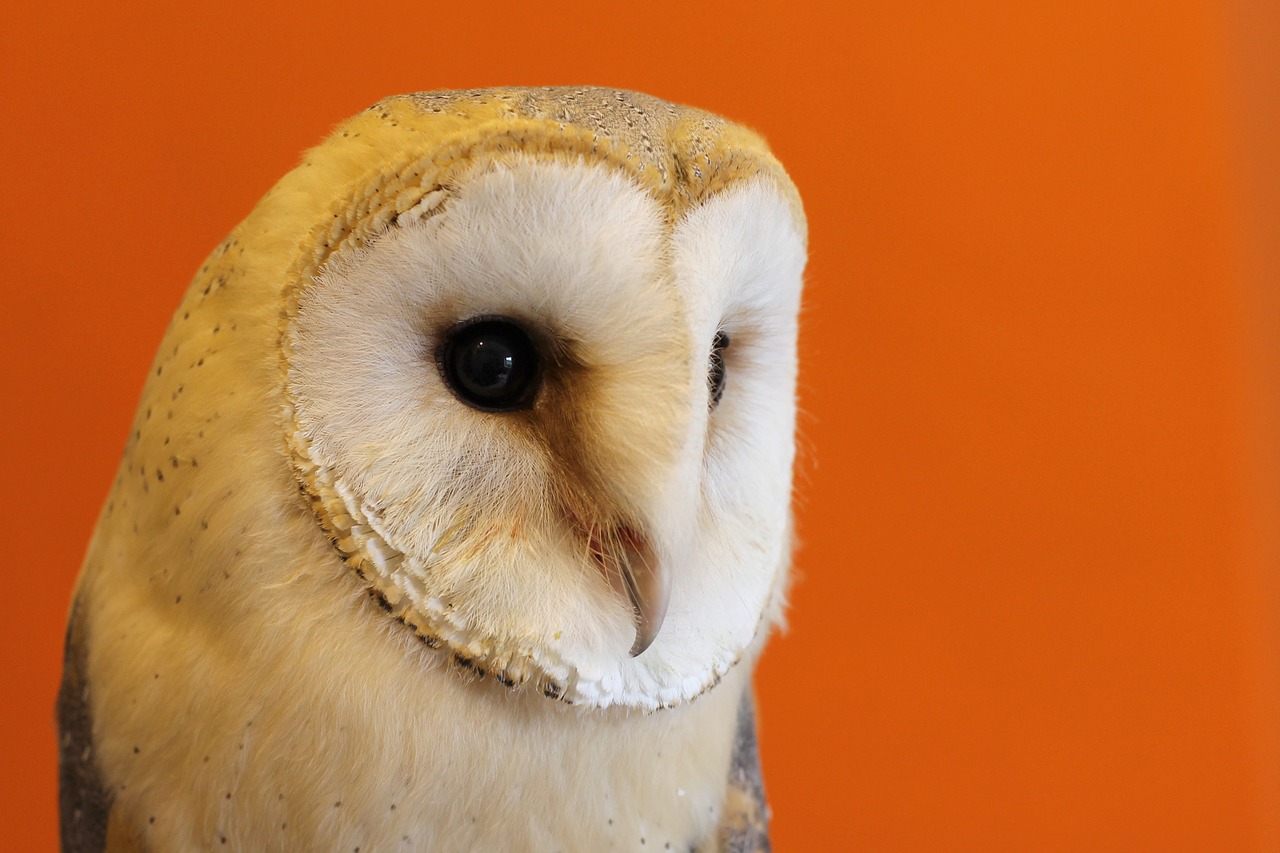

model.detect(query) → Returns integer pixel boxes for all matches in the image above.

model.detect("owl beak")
[618,528,669,657]
[589,525,670,656]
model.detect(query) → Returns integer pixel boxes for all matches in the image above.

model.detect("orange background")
[2,1,1276,849]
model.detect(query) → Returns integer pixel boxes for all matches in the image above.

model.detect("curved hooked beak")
[590,525,670,657]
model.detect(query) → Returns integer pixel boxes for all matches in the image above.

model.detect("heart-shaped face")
[278,91,806,710]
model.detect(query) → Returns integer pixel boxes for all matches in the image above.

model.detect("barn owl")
[58,87,807,852]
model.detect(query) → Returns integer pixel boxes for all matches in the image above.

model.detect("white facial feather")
[288,156,804,708]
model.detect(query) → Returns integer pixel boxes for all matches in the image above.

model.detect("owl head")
[166,88,805,711]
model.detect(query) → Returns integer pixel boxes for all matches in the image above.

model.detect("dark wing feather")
[714,691,772,852]
[57,595,113,853]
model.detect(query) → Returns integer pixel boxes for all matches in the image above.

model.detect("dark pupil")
[708,330,730,408]
[442,319,539,411]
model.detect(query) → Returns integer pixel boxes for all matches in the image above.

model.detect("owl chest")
[196,666,734,851]
[92,586,742,852]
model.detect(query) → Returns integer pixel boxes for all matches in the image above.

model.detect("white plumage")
[58,88,806,852]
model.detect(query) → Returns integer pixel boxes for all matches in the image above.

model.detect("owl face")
[280,92,805,710]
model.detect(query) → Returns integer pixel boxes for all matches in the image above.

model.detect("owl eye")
[708,330,730,409]
[440,317,541,411]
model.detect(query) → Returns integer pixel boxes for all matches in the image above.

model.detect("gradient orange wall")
[2,2,1276,849]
